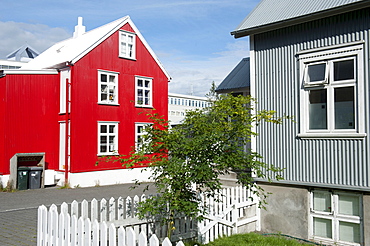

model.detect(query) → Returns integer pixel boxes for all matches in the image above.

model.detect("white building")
[168,93,210,125]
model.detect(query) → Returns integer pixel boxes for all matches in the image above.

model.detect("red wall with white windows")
[68,23,168,172]
[0,22,168,175]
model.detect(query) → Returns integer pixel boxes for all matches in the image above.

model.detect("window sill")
[298,133,366,139]
[98,102,120,106]
[97,153,119,157]
[135,105,153,109]
[118,56,136,61]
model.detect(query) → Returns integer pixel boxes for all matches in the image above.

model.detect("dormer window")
[119,31,136,60]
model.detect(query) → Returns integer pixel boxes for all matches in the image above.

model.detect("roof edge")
[232,1,369,38]
[1,69,58,75]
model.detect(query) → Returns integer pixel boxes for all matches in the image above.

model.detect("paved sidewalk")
[0,183,155,246]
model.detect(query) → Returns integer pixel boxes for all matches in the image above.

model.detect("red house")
[0,16,170,189]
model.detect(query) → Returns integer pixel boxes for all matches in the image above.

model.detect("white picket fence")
[198,186,260,243]
[37,186,260,245]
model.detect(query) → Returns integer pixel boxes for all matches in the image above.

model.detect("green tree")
[119,93,287,239]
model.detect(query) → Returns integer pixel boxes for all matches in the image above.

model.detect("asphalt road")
[0,183,156,245]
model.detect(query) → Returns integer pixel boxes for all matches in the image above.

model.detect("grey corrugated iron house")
[233,0,370,245]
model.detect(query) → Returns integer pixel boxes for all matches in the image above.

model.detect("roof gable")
[232,0,368,37]
[22,16,170,80]
[216,57,250,93]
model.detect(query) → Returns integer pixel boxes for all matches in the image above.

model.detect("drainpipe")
[65,62,73,185]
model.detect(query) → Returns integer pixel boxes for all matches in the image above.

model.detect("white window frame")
[98,70,119,105]
[135,76,153,107]
[309,190,363,245]
[298,43,365,139]
[98,122,119,156]
[119,30,136,60]
[135,123,150,152]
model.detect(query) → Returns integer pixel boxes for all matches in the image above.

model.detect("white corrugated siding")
[254,8,370,189]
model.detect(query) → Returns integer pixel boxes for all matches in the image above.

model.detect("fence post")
[85,218,92,246]
[37,205,47,246]
[71,200,79,218]
[92,219,100,246]
[109,197,116,222]
[118,197,124,220]
[48,204,58,245]
[126,227,136,246]
[162,237,172,246]
[101,198,107,222]
[71,215,78,245]
[118,226,126,246]
[91,198,98,222]
[109,223,117,246]
[149,234,159,246]
[100,221,108,246]
[77,217,85,246]
[81,199,88,219]
[138,231,147,246]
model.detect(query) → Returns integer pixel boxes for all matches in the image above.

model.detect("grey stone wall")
[259,184,309,239]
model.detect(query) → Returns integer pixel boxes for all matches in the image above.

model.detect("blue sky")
[0,0,259,96]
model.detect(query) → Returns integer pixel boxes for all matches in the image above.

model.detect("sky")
[0,0,259,96]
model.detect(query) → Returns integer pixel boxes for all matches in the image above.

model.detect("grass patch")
[185,233,318,246]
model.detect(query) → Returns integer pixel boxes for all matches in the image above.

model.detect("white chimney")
[73,17,86,38]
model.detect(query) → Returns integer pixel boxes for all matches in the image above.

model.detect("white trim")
[98,70,119,105]
[250,35,257,171]
[298,43,364,138]
[309,189,363,245]
[135,123,151,151]
[60,167,152,188]
[135,76,153,107]
[98,122,119,156]
[297,40,365,55]
[127,18,171,80]
[119,30,136,60]
[2,69,58,75]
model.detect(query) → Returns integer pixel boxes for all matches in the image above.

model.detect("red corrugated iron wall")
[1,74,60,174]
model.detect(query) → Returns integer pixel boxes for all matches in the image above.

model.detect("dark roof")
[216,57,250,92]
[232,0,369,37]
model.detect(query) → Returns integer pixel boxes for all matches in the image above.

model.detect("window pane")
[109,125,115,133]
[138,79,143,87]
[128,44,133,57]
[339,221,360,243]
[309,89,327,129]
[335,87,354,129]
[307,63,326,82]
[109,75,115,83]
[313,191,331,212]
[100,125,107,133]
[339,194,359,216]
[334,59,354,81]
[145,80,150,88]
[101,74,107,82]
[100,145,107,153]
[100,136,107,144]
[137,125,143,133]
[314,217,332,238]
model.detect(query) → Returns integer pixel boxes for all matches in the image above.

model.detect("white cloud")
[165,39,250,96]
[0,21,71,59]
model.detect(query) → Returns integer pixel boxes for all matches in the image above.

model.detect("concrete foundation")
[363,194,370,246]
[259,184,309,239]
